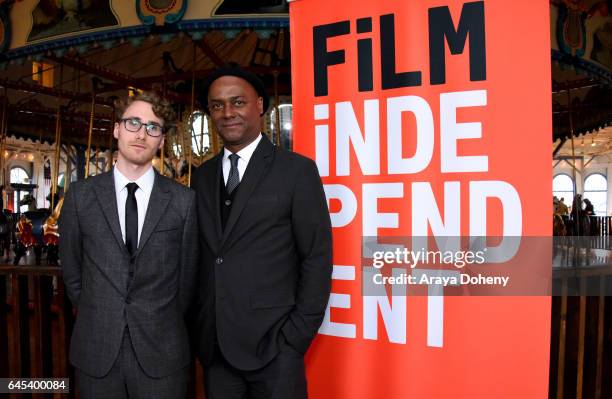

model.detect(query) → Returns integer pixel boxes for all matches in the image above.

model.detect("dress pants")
[76,329,189,399]
[205,339,307,399]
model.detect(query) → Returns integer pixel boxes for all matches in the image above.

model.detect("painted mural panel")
[212,0,288,15]
[27,0,119,42]
[551,0,612,71]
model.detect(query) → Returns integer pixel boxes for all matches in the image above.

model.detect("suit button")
[125,296,132,304]
[225,199,232,206]
[215,257,223,265]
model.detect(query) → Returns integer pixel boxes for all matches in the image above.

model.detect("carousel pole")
[51,65,64,210]
[160,144,165,175]
[273,70,281,146]
[568,89,577,184]
[200,109,205,155]
[209,116,217,155]
[93,148,100,175]
[187,41,196,187]
[64,146,72,191]
[162,57,170,177]
[94,123,102,176]
[2,103,8,188]
[0,88,7,186]
[566,88,587,399]
[108,106,115,172]
[178,105,187,184]
[84,93,96,178]
[51,106,62,210]
[158,87,164,175]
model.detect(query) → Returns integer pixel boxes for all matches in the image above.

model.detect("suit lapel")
[220,136,274,248]
[134,172,171,258]
[213,154,223,242]
[93,171,129,256]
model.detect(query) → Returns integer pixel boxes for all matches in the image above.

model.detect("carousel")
[0,0,293,269]
[0,1,293,396]
[0,1,609,398]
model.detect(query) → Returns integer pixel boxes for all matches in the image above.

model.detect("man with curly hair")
[59,91,198,398]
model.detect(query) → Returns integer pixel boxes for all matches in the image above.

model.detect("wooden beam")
[124,65,290,87]
[46,55,140,89]
[554,155,583,160]
[552,78,600,93]
[576,292,586,399]
[7,273,21,381]
[0,79,114,107]
[553,138,567,156]
[556,279,567,399]
[584,156,595,167]
[8,104,113,122]
[595,280,605,399]
[28,276,43,378]
[562,159,581,174]
[195,38,224,67]
[9,115,112,146]
[553,102,607,113]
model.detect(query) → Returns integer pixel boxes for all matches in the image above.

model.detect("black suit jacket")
[58,170,199,378]
[191,135,332,371]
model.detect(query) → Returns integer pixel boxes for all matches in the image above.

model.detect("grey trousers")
[205,339,307,399]
[76,329,189,399]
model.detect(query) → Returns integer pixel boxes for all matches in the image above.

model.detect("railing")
[551,264,612,399]
[0,265,71,399]
[2,261,612,398]
[590,215,612,237]
[551,231,612,399]
[557,216,611,250]
[0,265,205,398]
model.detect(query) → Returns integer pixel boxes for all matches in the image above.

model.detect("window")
[583,173,607,216]
[553,174,574,209]
[10,167,32,213]
[190,111,211,156]
[10,167,29,184]
[32,62,54,88]
[171,142,182,158]
[269,104,293,150]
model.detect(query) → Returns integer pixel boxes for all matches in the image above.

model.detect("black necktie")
[125,182,139,256]
[226,153,240,194]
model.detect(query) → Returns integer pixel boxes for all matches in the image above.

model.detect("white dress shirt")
[114,166,155,247]
[222,133,263,185]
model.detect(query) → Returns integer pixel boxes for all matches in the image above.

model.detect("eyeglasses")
[121,118,164,137]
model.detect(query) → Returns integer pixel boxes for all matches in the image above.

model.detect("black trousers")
[76,329,189,399]
[205,340,307,399]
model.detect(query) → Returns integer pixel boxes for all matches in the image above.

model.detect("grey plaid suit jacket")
[59,170,198,378]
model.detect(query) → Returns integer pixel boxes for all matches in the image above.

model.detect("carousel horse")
[14,214,39,265]
[43,197,63,265]
[13,195,51,265]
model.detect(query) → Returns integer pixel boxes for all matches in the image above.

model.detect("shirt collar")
[223,133,263,164]
[114,165,155,195]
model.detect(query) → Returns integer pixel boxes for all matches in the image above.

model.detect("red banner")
[290,0,552,398]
